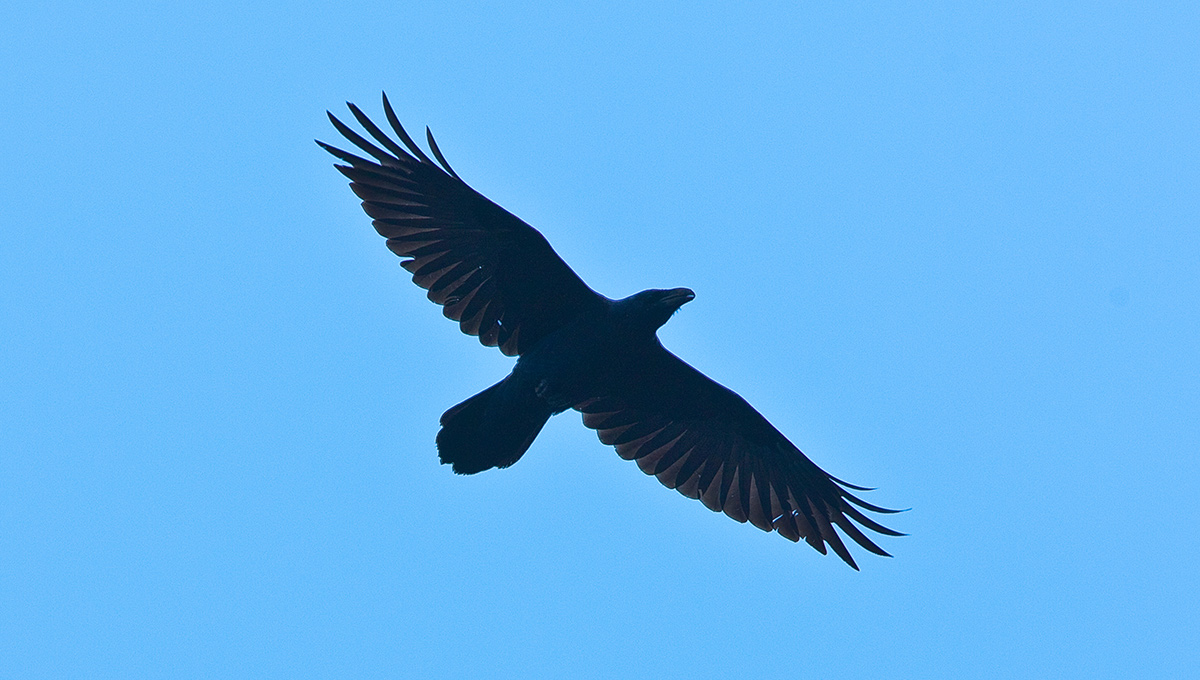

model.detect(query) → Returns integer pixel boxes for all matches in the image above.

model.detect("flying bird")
[319,94,903,568]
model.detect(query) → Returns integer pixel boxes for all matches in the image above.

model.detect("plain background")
[3,2,1197,678]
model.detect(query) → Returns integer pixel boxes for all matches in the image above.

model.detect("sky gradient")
[3,2,1198,678]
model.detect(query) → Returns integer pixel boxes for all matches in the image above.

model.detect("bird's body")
[437,290,694,475]
[514,288,696,412]
[320,94,903,568]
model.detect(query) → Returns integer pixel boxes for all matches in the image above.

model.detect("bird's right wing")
[576,344,903,569]
[319,94,606,356]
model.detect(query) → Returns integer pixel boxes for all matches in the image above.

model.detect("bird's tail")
[436,375,554,474]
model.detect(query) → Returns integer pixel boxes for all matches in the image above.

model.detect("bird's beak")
[664,288,696,307]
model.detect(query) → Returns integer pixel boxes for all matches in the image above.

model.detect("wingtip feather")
[425,126,462,180]
[379,94,436,166]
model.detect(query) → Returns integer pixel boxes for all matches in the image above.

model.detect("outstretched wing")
[319,93,606,356]
[577,344,903,569]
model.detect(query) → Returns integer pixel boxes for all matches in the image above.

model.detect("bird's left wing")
[576,344,903,569]
[319,94,606,356]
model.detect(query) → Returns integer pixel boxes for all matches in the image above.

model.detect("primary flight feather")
[319,93,903,569]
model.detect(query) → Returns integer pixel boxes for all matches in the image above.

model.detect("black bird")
[319,94,903,569]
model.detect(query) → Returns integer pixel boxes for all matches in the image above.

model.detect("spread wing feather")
[318,93,605,356]
[577,344,903,569]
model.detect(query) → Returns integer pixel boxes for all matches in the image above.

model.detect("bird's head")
[614,287,695,334]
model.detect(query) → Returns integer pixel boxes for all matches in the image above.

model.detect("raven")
[319,94,903,568]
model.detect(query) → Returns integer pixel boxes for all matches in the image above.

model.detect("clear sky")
[3,2,1197,678]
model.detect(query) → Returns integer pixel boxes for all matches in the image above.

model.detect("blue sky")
[3,2,1197,678]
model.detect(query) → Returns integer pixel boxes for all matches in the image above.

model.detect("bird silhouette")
[319,94,903,568]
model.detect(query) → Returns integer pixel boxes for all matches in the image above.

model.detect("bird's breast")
[513,315,643,411]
